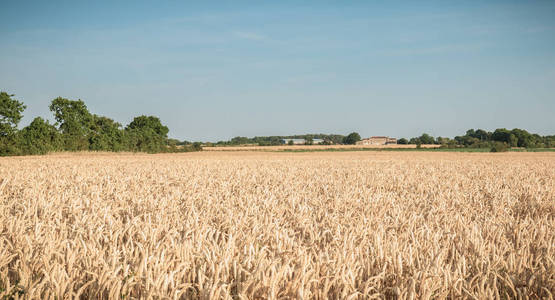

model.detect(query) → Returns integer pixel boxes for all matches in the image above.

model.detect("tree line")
[398,129,555,149]
[0,91,201,156]
[3,90,553,156]
[216,129,554,150]
[213,133,361,146]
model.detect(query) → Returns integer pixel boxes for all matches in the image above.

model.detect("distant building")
[312,139,324,144]
[356,136,397,145]
[281,138,325,145]
[281,139,306,145]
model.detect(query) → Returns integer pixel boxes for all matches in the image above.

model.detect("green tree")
[88,114,125,151]
[418,133,435,144]
[166,138,180,152]
[474,129,491,141]
[435,136,449,145]
[288,139,294,145]
[0,92,27,155]
[0,92,26,137]
[230,136,251,145]
[510,128,534,148]
[125,115,169,153]
[343,132,361,145]
[544,135,555,148]
[492,128,517,147]
[465,129,476,139]
[49,97,93,151]
[126,115,169,137]
[17,117,62,155]
[191,142,202,151]
[408,137,419,144]
[397,138,408,144]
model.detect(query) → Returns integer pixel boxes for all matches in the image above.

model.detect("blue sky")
[1,1,554,141]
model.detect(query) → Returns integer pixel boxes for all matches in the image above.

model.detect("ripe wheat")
[1,151,554,299]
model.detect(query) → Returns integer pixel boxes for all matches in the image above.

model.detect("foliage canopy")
[0,91,199,156]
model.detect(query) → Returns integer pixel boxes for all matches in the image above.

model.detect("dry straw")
[1,151,554,299]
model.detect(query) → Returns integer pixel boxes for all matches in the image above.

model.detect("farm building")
[281,138,325,145]
[281,139,305,145]
[356,136,397,145]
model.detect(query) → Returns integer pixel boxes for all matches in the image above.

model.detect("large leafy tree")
[125,115,169,153]
[49,97,93,151]
[343,132,361,145]
[510,128,534,148]
[88,114,125,151]
[491,128,517,147]
[0,92,26,137]
[397,138,408,144]
[126,115,169,136]
[17,117,62,155]
[474,129,491,141]
[418,133,435,144]
[0,92,26,155]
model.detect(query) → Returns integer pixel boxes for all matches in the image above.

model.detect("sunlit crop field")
[1,151,554,299]
[203,144,440,151]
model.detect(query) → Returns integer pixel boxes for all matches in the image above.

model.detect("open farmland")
[1,152,554,299]
[203,144,441,151]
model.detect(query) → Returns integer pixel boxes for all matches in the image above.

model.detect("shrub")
[18,117,62,155]
[192,142,202,151]
[490,142,509,152]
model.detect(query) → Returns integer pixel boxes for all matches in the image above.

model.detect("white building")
[281,138,325,145]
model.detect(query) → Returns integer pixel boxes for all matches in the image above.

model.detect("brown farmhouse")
[356,136,397,145]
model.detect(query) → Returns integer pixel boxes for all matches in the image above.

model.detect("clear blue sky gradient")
[1,1,554,141]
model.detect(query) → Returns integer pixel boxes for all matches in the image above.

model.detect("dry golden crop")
[1,151,554,299]
[202,144,440,151]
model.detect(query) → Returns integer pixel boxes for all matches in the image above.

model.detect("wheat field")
[1,151,554,299]
[202,144,440,151]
